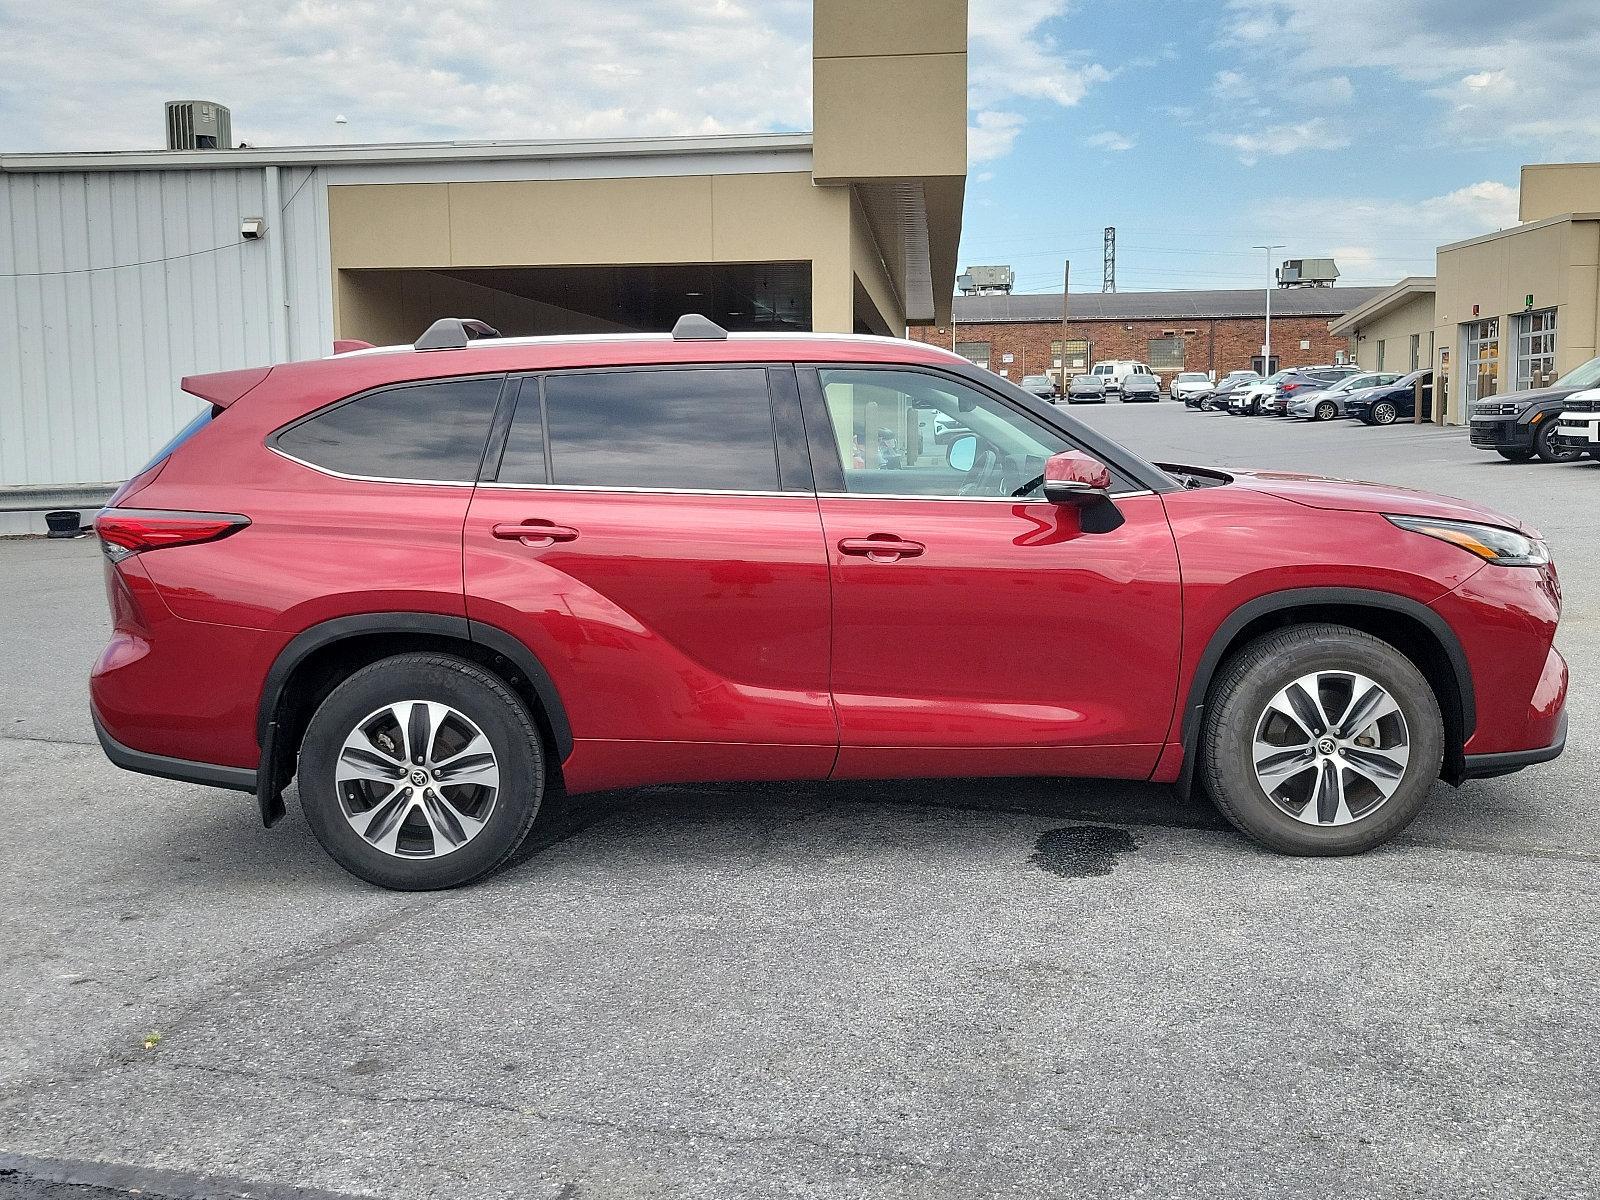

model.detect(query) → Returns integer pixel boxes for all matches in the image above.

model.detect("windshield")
[1555,354,1600,389]
[1177,373,1207,382]
[1332,373,1381,393]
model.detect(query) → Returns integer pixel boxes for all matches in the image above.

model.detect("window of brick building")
[955,341,992,370]
[1147,337,1184,373]
[1051,339,1092,371]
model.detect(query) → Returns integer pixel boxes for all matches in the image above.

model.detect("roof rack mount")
[415,318,502,351]
[672,313,728,341]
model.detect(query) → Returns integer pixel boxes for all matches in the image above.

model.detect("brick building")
[910,286,1385,385]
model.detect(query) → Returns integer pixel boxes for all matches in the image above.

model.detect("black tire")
[1496,446,1535,462]
[1534,420,1585,464]
[1371,401,1398,426]
[1199,624,1443,856]
[1315,401,1337,421]
[299,653,547,890]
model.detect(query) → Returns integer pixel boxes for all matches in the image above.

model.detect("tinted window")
[276,376,503,482]
[542,368,778,491]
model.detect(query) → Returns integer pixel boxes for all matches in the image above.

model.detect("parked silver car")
[1287,371,1403,421]
[1066,374,1107,403]
[1171,372,1215,405]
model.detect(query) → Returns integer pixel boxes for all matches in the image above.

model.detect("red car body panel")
[90,333,1567,806]
[818,493,1181,779]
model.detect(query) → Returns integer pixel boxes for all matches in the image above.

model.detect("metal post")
[1061,259,1071,393]
[1254,243,1284,375]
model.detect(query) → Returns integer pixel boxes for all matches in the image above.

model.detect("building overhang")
[1329,276,1437,337]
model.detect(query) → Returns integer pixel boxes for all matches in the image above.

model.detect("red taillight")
[95,508,249,563]
[1282,383,1302,392]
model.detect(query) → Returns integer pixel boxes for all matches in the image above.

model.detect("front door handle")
[838,534,926,561]
[492,520,580,546]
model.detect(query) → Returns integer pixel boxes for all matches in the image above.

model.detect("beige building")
[1330,277,1436,377]
[1335,162,1600,424]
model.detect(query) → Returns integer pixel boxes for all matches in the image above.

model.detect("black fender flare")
[1173,587,1476,799]
[254,612,573,826]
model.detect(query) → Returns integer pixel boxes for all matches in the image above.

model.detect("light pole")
[1254,244,1284,375]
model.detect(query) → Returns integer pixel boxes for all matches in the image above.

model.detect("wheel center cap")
[409,768,429,786]
[1317,737,1338,756]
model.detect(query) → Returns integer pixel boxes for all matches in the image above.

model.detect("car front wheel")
[299,653,547,890]
[1315,401,1337,421]
[1370,401,1398,425]
[1199,624,1443,855]
[1534,421,1585,463]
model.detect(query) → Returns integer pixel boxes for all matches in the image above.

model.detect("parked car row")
[1185,365,1441,428]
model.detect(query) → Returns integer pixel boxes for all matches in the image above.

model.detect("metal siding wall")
[0,168,277,488]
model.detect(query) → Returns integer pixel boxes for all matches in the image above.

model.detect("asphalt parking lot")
[1,404,1596,1200]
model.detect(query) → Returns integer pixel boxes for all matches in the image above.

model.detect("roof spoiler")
[415,318,502,350]
[181,365,272,410]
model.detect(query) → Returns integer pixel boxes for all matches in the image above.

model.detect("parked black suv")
[1469,354,1600,462]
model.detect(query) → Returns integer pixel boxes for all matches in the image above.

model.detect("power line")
[0,239,243,279]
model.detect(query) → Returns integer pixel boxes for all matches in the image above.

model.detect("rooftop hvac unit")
[1279,257,1339,288]
[958,265,1015,295]
[165,101,232,150]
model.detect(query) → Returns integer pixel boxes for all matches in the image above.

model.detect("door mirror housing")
[1042,451,1111,503]
[947,434,978,473]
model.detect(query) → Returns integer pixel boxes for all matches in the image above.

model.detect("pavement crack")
[155,1060,940,1175]
[0,732,97,748]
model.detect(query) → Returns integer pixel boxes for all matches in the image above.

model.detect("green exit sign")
[1525,294,1535,309]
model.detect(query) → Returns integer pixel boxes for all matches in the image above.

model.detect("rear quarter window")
[274,375,504,482]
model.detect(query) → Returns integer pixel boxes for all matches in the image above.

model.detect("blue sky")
[2,0,1593,294]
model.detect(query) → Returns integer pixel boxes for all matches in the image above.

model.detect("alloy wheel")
[1373,402,1397,425]
[335,700,501,858]
[1251,670,1411,827]
[1316,401,1336,421]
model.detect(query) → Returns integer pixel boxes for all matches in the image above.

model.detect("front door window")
[817,368,1085,499]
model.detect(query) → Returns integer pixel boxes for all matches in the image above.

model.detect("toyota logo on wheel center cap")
[409,768,429,786]
[1317,737,1337,756]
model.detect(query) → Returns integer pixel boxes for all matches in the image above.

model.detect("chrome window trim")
[475,481,805,498]
[267,444,476,487]
[814,488,1155,503]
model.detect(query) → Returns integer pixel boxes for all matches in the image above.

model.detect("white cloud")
[0,0,812,151]
[1222,0,1600,152]
[1299,75,1354,106]
[967,0,1112,166]
[1209,118,1350,165]
[1248,179,1519,282]
[1086,130,1135,152]
[1211,69,1255,101]
[968,111,1027,163]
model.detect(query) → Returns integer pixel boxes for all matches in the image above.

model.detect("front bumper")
[1469,416,1534,451]
[1461,710,1567,779]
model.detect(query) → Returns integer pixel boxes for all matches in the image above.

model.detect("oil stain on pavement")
[1030,825,1139,878]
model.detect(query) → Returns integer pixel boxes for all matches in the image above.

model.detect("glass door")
[1462,319,1500,406]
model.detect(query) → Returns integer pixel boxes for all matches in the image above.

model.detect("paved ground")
[1,404,1595,1199]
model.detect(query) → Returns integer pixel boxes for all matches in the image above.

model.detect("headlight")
[1387,515,1549,566]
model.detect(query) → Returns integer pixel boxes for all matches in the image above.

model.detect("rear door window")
[275,375,504,482]
[506,367,780,492]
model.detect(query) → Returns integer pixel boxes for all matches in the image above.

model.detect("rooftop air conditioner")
[166,101,232,150]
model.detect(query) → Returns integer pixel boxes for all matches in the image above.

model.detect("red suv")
[92,316,1568,889]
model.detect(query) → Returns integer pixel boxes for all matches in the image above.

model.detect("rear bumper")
[93,712,257,793]
[1461,710,1567,780]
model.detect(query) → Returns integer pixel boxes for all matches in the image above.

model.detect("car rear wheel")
[1315,401,1337,421]
[1199,624,1443,856]
[1534,420,1585,463]
[1371,401,1398,425]
[299,653,547,890]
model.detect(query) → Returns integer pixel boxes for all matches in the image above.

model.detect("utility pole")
[1061,259,1071,392]
[1253,243,1284,375]
[1102,227,1116,293]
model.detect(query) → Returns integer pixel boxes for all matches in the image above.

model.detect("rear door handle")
[492,520,580,546]
[838,535,925,561]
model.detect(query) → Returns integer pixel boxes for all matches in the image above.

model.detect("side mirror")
[1042,450,1111,503]
[947,434,978,473]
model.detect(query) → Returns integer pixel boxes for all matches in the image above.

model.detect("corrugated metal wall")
[0,168,290,489]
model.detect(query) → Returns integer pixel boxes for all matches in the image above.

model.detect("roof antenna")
[672,313,728,341]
